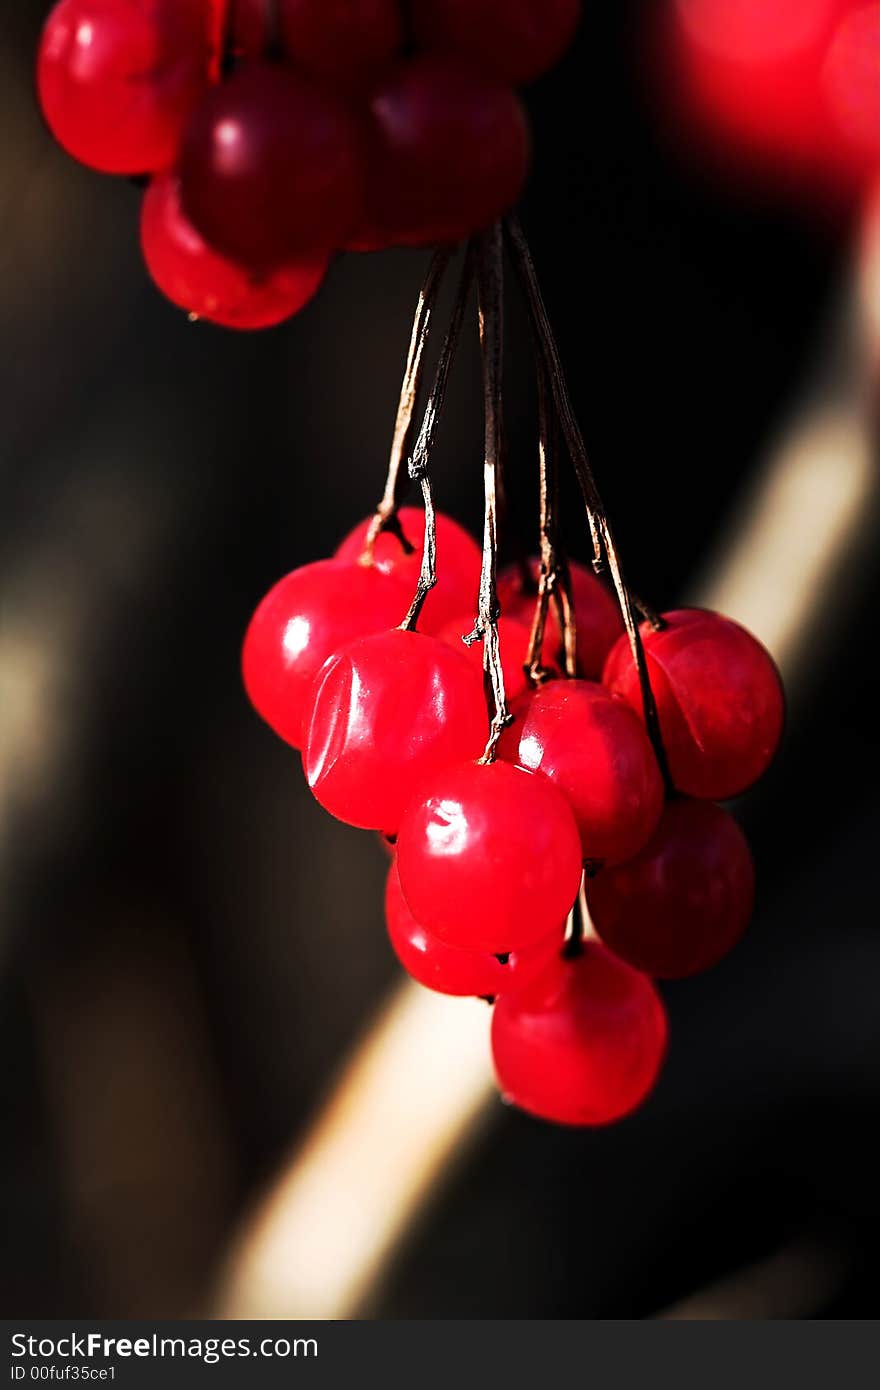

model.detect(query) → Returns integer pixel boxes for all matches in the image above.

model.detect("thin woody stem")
[469,225,512,762]
[505,216,673,791]
[361,247,456,565]
[400,253,475,631]
[526,357,578,681]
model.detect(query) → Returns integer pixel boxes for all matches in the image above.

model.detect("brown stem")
[470,226,512,761]
[400,254,475,631]
[526,358,578,681]
[505,216,673,792]
[361,248,456,566]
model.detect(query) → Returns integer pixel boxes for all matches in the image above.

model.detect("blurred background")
[1,0,878,1319]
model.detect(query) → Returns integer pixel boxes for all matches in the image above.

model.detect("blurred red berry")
[412,0,581,85]
[180,62,365,265]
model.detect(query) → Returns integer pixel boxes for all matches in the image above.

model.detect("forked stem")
[525,356,578,681]
[505,216,672,791]
[361,248,456,565]
[400,253,476,631]
[471,225,512,761]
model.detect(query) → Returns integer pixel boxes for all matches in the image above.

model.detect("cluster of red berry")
[37,0,580,330]
[242,504,784,1127]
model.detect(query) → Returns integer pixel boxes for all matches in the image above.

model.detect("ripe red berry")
[335,508,483,636]
[385,860,562,997]
[412,0,581,86]
[141,173,328,329]
[242,559,409,749]
[602,608,784,801]
[437,613,557,702]
[358,57,530,247]
[304,629,487,833]
[37,0,212,174]
[396,759,583,954]
[230,0,402,89]
[496,558,623,679]
[491,942,667,1126]
[179,62,364,266]
[498,680,664,865]
[587,799,755,979]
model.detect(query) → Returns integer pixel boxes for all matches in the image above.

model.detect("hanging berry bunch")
[36,4,785,1129]
[242,228,784,1129]
[36,0,580,328]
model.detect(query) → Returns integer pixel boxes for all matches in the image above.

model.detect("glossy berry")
[491,942,667,1126]
[37,0,212,174]
[437,613,557,702]
[359,57,529,247]
[304,629,487,833]
[603,608,784,801]
[412,0,581,86]
[498,680,664,865]
[180,63,364,266]
[497,558,623,679]
[141,174,328,329]
[230,0,402,89]
[335,508,483,636]
[385,860,562,997]
[242,559,409,749]
[396,759,583,954]
[588,799,755,979]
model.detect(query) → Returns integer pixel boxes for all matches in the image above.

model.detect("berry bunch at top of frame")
[37,0,581,329]
[241,234,785,1129]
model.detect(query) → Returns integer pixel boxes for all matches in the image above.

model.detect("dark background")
[1,1,878,1317]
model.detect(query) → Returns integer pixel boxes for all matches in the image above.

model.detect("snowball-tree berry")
[396,759,583,955]
[230,0,402,89]
[360,57,530,247]
[498,680,664,865]
[385,860,562,997]
[412,0,581,86]
[37,0,212,174]
[587,799,755,979]
[180,62,364,266]
[437,613,557,702]
[491,941,668,1126]
[304,629,487,833]
[141,174,328,329]
[496,558,623,678]
[242,559,410,749]
[662,0,877,195]
[335,508,483,636]
[602,608,784,801]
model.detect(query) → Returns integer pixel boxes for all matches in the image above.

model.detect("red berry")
[359,57,529,247]
[335,508,483,636]
[242,559,409,749]
[662,0,876,195]
[491,942,667,1126]
[602,608,784,800]
[179,62,364,266]
[304,629,487,833]
[37,0,212,174]
[230,0,401,89]
[437,613,557,702]
[588,799,755,979]
[412,0,581,86]
[498,680,664,866]
[385,860,562,997]
[141,173,328,329]
[396,759,583,954]
[496,558,623,679]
